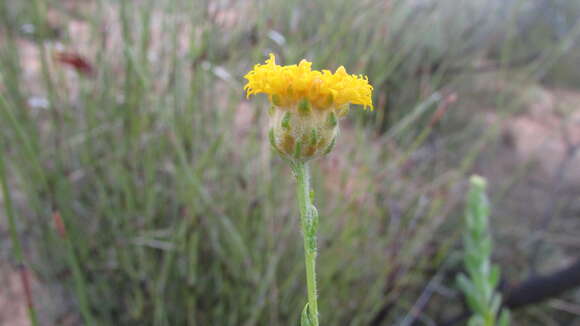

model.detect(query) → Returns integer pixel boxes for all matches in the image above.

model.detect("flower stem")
[293,161,320,326]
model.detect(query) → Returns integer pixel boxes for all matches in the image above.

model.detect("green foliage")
[458,176,511,326]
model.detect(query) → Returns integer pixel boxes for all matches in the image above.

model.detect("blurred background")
[1,0,580,325]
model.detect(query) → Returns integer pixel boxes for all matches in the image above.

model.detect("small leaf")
[480,237,492,258]
[456,274,474,296]
[301,303,313,326]
[480,259,491,278]
[490,293,502,315]
[309,205,319,233]
[498,309,511,326]
[465,294,486,317]
[464,251,480,274]
[489,265,500,289]
[468,315,485,326]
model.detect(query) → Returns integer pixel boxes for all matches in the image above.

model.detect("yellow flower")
[244,54,373,110]
[244,54,374,162]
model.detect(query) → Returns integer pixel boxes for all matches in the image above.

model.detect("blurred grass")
[1,0,580,325]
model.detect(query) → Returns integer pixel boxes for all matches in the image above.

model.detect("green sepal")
[282,112,291,130]
[323,137,336,155]
[269,129,285,157]
[327,111,337,128]
[268,129,278,150]
[457,274,485,316]
[298,98,311,116]
[294,139,303,158]
[310,129,319,145]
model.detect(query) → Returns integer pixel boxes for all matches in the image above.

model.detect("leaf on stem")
[301,303,315,326]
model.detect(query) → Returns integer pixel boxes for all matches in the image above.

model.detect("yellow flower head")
[244,54,373,110]
[244,54,374,162]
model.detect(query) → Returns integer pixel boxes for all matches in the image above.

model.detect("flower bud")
[245,53,374,163]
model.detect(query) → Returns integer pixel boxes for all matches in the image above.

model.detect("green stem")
[294,161,320,326]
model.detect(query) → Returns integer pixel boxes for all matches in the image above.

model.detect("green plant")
[244,54,374,325]
[457,175,510,326]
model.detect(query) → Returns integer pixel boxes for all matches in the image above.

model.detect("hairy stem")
[294,161,320,326]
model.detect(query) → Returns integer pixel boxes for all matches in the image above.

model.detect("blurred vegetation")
[1,0,579,325]
[458,176,510,326]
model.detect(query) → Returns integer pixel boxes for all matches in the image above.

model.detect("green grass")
[1,0,580,325]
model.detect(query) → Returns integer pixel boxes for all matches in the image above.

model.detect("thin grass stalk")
[0,143,39,326]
